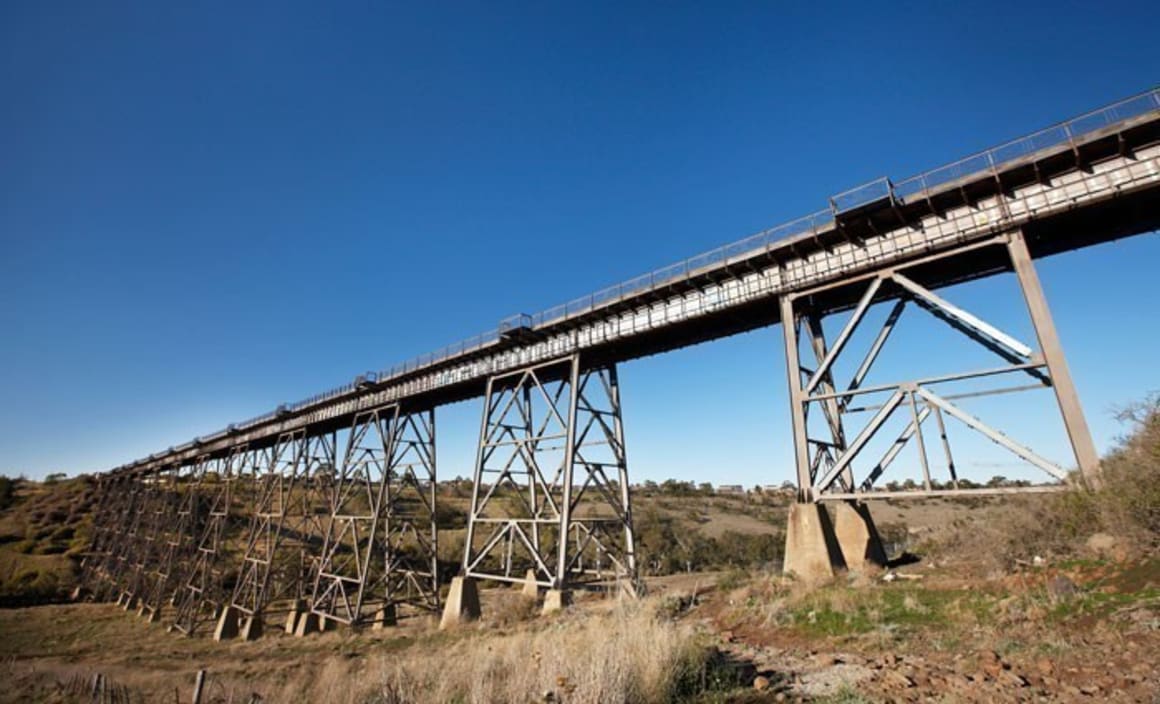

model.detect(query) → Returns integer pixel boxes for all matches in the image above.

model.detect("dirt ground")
[2,558,1157,703]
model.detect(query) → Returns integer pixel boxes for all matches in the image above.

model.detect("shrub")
[938,395,1160,567]
[0,476,14,510]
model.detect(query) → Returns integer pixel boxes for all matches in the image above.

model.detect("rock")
[1047,575,1079,603]
[882,671,916,689]
[1086,532,1119,557]
[753,675,771,691]
[979,650,1004,677]
[1036,658,1054,676]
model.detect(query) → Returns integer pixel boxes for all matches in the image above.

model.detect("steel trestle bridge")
[81,89,1160,636]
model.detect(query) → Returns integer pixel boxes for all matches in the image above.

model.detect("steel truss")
[171,451,248,635]
[310,405,439,626]
[137,462,200,621]
[219,431,333,633]
[781,229,1099,501]
[462,355,638,594]
[80,473,135,599]
[116,468,168,608]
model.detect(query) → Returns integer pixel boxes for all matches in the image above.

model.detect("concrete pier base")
[213,606,240,641]
[371,603,397,630]
[521,569,540,599]
[832,501,887,572]
[542,589,571,615]
[240,614,263,641]
[782,502,845,582]
[294,611,320,637]
[439,576,481,629]
[284,600,306,635]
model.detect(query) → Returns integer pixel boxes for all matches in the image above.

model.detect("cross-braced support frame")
[171,450,248,636]
[462,355,638,596]
[781,230,1099,502]
[214,431,333,639]
[310,404,439,627]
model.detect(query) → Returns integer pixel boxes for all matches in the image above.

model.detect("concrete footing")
[439,576,481,629]
[783,502,845,581]
[284,600,306,635]
[782,501,887,581]
[371,603,397,630]
[140,605,161,624]
[240,614,263,641]
[542,589,571,615]
[294,611,321,637]
[832,501,888,572]
[213,605,240,641]
[520,569,540,599]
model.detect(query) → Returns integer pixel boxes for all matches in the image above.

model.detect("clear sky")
[2,2,1158,487]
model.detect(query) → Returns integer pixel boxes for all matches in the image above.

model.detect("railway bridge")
[79,89,1160,639]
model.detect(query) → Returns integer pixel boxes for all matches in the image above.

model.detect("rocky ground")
[680,558,1160,703]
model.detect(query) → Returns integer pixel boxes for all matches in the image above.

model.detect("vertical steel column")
[608,365,638,583]
[780,296,813,501]
[554,356,581,588]
[1007,229,1100,483]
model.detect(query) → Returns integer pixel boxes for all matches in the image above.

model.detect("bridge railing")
[119,88,1160,472]
[891,89,1160,204]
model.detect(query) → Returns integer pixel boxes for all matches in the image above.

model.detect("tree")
[0,476,14,510]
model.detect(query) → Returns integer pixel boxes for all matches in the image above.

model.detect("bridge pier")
[783,502,843,581]
[212,605,240,641]
[446,356,638,627]
[311,405,440,629]
[172,452,245,637]
[777,233,1100,576]
[439,576,480,628]
[216,431,334,641]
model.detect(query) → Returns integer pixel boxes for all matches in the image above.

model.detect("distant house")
[715,484,745,495]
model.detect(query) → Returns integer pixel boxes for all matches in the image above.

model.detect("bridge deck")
[114,91,1160,475]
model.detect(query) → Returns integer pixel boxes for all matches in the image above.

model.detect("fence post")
[192,670,207,704]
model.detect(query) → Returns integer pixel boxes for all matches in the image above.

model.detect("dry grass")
[368,603,709,704]
[0,597,720,704]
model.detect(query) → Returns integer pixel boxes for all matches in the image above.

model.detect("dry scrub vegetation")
[369,605,715,704]
[0,597,743,704]
[924,396,1160,572]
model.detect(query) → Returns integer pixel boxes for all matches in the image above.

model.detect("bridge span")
[80,90,1160,638]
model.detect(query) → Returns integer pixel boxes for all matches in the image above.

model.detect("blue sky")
[1,2,1158,486]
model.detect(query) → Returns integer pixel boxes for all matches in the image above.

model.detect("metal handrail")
[123,87,1160,470]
